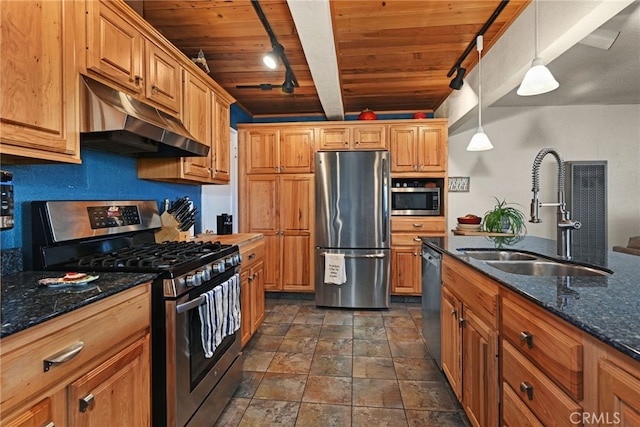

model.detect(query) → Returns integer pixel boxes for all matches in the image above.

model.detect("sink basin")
[485,261,611,277]
[464,250,540,261]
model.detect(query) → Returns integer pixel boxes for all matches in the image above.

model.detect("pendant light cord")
[477,35,483,127]
[534,0,540,57]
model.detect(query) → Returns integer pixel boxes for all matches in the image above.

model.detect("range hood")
[79,76,209,158]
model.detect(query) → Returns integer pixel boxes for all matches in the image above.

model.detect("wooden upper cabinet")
[389,121,447,173]
[84,1,182,117]
[245,175,279,232]
[280,128,314,173]
[244,128,313,174]
[212,94,231,182]
[317,124,386,150]
[182,70,212,180]
[85,0,144,94]
[145,40,182,115]
[0,0,80,163]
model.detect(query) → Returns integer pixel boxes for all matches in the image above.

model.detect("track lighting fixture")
[467,35,494,152]
[449,67,466,90]
[517,0,559,96]
[263,44,283,69]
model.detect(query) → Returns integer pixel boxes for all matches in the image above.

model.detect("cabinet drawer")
[502,294,583,399]
[240,240,265,270]
[502,382,543,427]
[502,340,582,427]
[0,285,150,414]
[391,217,445,233]
[391,233,423,246]
[442,256,498,327]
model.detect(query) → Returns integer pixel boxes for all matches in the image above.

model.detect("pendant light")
[517,0,559,96]
[467,35,494,152]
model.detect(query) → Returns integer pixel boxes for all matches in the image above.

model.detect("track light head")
[449,67,466,90]
[262,44,284,69]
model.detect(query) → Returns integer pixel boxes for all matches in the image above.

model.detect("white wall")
[201,128,239,234]
[447,104,640,247]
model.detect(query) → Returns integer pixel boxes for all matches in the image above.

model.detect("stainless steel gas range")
[29,200,243,426]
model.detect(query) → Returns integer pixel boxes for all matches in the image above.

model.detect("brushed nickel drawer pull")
[79,393,95,413]
[520,382,534,400]
[519,331,534,349]
[413,237,421,242]
[412,223,424,228]
[248,253,256,260]
[44,423,55,427]
[43,342,84,372]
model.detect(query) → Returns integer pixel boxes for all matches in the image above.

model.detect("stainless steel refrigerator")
[314,150,391,308]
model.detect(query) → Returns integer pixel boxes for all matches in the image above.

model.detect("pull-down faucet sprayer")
[530,147,581,259]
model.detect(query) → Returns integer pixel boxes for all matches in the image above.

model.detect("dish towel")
[198,273,241,358]
[324,253,347,285]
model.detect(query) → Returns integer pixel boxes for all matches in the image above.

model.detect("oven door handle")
[176,295,206,314]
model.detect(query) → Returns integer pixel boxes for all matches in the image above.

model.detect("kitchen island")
[423,235,639,426]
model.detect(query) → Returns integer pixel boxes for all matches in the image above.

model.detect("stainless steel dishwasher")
[421,243,442,368]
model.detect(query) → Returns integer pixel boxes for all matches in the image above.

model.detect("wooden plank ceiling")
[142,0,529,118]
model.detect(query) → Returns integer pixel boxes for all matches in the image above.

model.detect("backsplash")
[0,148,200,255]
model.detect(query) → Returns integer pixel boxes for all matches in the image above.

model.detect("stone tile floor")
[215,297,470,426]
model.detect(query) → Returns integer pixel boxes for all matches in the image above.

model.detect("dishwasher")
[421,243,443,368]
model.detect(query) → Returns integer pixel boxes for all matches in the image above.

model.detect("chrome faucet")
[530,147,582,259]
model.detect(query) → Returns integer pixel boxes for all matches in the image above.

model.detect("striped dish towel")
[198,273,241,358]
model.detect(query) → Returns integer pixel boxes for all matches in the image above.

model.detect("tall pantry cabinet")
[239,126,315,292]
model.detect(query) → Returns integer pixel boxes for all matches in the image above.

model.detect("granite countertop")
[422,235,640,362]
[1,271,157,339]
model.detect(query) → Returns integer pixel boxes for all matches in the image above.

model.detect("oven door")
[391,187,440,215]
[164,269,242,426]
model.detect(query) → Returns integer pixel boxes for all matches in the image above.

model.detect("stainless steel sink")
[464,250,540,261]
[484,260,611,277]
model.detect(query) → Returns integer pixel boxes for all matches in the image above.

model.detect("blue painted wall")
[0,148,200,251]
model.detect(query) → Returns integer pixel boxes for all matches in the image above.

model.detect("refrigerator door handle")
[319,252,386,259]
[382,157,389,242]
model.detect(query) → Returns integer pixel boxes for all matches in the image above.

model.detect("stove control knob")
[212,261,225,274]
[201,266,212,282]
[225,257,234,268]
[185,273,202,287]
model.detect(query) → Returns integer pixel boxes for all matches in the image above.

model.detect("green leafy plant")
[482,198,527,245]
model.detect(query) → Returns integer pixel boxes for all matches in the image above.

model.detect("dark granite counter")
[422,236,640,362]
[1,271,157,338]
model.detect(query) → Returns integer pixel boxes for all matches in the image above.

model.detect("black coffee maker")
[1,171,14,230]
[216,213,232,235]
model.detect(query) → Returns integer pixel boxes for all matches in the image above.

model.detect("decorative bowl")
[457,215,482,225]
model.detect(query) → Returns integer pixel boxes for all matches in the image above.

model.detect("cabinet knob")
[419,164,424,171]
[519,382,534,400]
[519,331,534,349]
[134,75,142,86]
[280,166,285,171]
[355,141,360,145]
[151,85,158,94]
[413,165,418,171]
[413,252,418,256]
[79,393,95,413]
[450,309,457,316]
[459,317,466,327]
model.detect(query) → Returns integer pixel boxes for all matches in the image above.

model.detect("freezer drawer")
[315,248,390,308]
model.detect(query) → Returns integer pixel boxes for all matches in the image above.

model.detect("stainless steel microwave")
[391,187,441,216]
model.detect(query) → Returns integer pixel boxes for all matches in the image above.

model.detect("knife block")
[154,211,191,242]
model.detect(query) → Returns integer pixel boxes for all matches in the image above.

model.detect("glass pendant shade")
[517,57,559,96]
[467,126,494,151]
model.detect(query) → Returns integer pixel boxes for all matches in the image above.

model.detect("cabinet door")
[263,233,281,291]
[416,125,446,172]
[4,397,53,427]
[280,128,314,173]
[85,0,143,94]
[250,261,265,333]
[353,125,386,149]
[68,335,150,426]
[441,286,462,400]
[0,0,79,163]
[246,175,279,232]
[280,175,313,232]
[182,71,212,179]
[391,246,421,295]
[281,233,313,291]
[145,40,182,115]
[240,270,251,347]
[212,95,231,182]
[598,359,640,426]
[318,126,350,150]
[389,126,419,172]
[462,307,499,427]
[246,130,279,174]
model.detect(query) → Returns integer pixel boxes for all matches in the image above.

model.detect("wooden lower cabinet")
[239,239,266,347]
[441,286,462,400]
[391,245,422,294]
[0,285,151,427]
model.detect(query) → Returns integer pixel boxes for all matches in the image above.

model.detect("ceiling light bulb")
[467,126,494,151]
[517,57,559,96]
[263,51,278,69]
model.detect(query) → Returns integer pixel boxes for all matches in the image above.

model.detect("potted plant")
[482,198,527,244]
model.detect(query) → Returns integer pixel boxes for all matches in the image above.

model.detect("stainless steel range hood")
[79,76,209,158]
